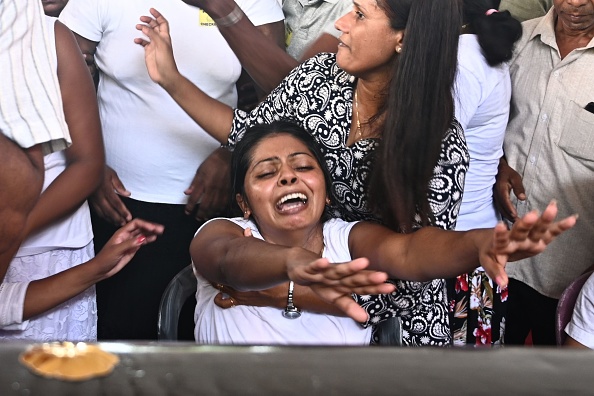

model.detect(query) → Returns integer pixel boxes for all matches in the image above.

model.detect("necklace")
[354,88,362,138]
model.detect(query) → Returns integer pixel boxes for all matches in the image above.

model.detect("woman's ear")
[236,194,251,219]
[394,29,404,54]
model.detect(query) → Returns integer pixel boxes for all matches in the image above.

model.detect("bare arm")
[214,282,347,317]
[70,31,99,82]
[192,220,394,322]
[191,220,314,290]
[23,21,104,237]
[22,219,163,320]
[300,33,340,61]
[68,29,133,226]
[347,200,577,288]
[183,0,296,94]
[0,140,44,281]
[564,336,589,349]
[135,9,235,144]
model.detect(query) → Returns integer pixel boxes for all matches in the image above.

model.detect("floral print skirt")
[446,269,508,346]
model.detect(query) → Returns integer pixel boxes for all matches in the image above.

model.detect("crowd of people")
[0,0,592,350]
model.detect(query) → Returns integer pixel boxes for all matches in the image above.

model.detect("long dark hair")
[369,0,462,231]
[462,0,522,66]
[230,121,334,217]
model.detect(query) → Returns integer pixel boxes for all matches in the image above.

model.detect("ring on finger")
[229,297,236,308]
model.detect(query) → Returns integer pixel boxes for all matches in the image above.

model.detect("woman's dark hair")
[231,121,334,217]
[463,0,522,66]
[369,0,463,231]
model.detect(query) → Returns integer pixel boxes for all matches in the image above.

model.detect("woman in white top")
[448,0,522,346]
[191,121,575,345]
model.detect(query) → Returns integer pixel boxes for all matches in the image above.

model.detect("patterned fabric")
[0,0,70,152]
[447,270,508,346]
[228,53,469,346]
[0,243,97,342]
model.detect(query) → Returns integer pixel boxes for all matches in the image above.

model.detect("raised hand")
[93,218,164,279]
[479,200,577,287]
[134,8,179,88]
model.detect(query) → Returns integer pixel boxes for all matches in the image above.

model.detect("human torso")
[504,10,594,297]
[283,0,351,59]
[230,53,468,228]
[229,53,469,346]
[454,34,511,230]
[17,16,92,256]
[193,217,371,345]
[59,0,283,204]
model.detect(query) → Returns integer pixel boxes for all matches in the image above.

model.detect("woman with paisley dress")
[137,0,468,346]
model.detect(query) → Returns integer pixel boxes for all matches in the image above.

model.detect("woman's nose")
[279,175,298,185]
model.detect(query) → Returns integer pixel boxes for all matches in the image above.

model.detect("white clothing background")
[454,34,510,231]
[59,0,283,204]
[565,273,594,349]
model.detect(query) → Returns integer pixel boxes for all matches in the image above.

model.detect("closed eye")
[256,171,275,179]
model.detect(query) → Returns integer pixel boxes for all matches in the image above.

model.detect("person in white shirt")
[0,0,71,280]
[191,121,575,345]
[59,0,284,340]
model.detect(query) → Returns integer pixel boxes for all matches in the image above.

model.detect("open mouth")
[276,193,308,212]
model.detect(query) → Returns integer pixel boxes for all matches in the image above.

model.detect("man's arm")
[183,0,297,94]
[0,138,44,281]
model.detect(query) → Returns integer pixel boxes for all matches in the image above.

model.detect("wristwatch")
[282,281,301,319]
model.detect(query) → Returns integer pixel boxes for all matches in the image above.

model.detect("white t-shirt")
[565,273,594,349]
[59,0,283,204]
[454,34,511,231]
[193,217,371,345]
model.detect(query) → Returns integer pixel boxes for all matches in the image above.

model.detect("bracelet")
[282,281,301,319]
[212,5,244,28]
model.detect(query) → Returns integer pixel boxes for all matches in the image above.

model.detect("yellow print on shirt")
[199,9,216,27]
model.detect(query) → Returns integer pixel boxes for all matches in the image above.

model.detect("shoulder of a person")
[194,217,251,237]
[508,16,547,63]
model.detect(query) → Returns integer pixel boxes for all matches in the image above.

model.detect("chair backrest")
[158,264,197,341]
[555,270,594,345]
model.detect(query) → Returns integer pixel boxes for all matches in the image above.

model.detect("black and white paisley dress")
[227,53,469,346]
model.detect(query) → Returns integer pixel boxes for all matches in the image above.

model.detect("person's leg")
[93,197,199,340]
[525,289,558,346]
[504,278,533,345]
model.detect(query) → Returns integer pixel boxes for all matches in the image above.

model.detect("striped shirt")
[504,8,594,298]
[0,0,70,153]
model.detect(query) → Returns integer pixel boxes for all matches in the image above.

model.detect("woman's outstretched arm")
[22,219,163,321]
[301,201,576,289]
[135,8,234,144]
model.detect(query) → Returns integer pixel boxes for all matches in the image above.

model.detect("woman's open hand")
[94,218,164,279]
[480,200,577,288]
[288,257,396,323]
[134,8,179,88]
